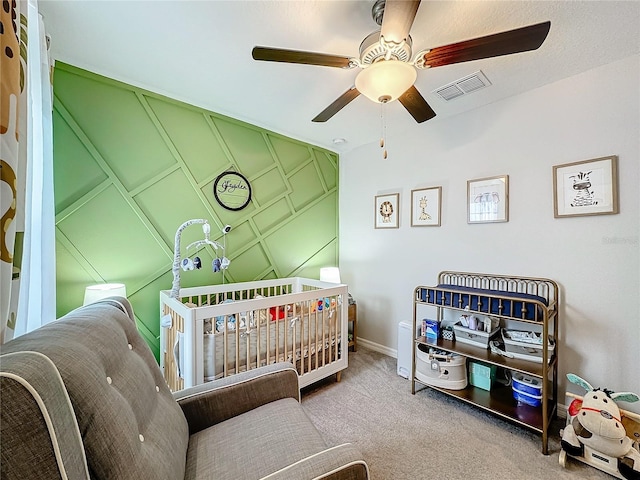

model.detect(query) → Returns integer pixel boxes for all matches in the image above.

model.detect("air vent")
[433,71,491,101]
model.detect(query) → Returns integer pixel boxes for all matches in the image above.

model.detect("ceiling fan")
[252,0,550,124]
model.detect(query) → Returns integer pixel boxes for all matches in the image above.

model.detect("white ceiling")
[39,1,640,154]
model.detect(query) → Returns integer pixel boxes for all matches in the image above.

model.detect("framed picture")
[411,187,442,227]
[467,175,509,224]
[553,155,618,218]
[374,193,399,229]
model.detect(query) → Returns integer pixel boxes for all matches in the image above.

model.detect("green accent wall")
[52,63,339,359]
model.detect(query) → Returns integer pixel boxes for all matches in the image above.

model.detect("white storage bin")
[453,321,500,349]
[502,329,555,363]
[415,343,467,390]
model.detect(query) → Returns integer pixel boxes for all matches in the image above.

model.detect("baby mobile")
[170,218,231,299]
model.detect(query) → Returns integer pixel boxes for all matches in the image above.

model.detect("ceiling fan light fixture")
[355,60,417,103]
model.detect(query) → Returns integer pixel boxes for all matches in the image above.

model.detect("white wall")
[339,55,639,406]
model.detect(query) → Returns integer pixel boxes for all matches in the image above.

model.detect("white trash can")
[397,322,413,379]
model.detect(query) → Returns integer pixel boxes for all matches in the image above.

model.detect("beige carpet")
[301,347,613,480]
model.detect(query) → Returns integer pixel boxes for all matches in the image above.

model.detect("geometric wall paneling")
[212,117,275,178]
[288,240,339,280]
[264,193,338,277]
[246,166,290,207]
[224,243,273,282]
[127,271,175,360]
[252,198,293,233]
[288,161,327,211]
[223,221,258,256]
[314,150,338,191]
[56,185,171,282]
[54,239,100,317]
[53,62,339,360]
[52,108,108,213]
[134,169,213,248]
[53,66,177,191]
[145,97,230,181]
[269,135,315,175]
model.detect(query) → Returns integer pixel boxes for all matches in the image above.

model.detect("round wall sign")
[213,171,252,211]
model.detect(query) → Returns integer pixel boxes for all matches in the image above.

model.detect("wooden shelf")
[413,378,555,433]
[348,303,357,351]
[415,336,556,378]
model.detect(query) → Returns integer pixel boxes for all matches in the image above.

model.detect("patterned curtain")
[1,0,54,343]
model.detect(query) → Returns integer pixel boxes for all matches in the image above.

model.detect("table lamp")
[83,283,127,306]
[319,267,341,284]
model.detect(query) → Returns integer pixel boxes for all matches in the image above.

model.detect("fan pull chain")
[380,102,388,159]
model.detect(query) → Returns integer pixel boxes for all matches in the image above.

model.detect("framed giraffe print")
[411,186,442,227]
[375,193,399,229]
[553,155,618,218]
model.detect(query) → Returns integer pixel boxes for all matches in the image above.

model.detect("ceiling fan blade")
[380,0,421,45]
[421,21,551,68]
[252,46,353,68]
[398,86,436,123]
[312,87,361,122]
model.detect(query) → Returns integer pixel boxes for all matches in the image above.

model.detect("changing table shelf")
[412,271,559,455]
[417,381,553,433]
[417,336,557,378]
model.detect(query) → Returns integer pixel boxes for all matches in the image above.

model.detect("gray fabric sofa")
[0,297,369,480]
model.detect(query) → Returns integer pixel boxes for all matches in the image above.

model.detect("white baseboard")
[356,336,568,419]
[557,403,567,419]
[356,337,398,358]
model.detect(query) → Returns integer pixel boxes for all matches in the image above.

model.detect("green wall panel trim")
[146,97,230,181]
[252,198,292,233]
[53,68,177,191]
[53,108,108,213]
[212,119,274,177]
[315,151,338,191]
[290,241,338,278]
[134,169,213,247]
[269,135,313,175]
[251,167,289,206]
[265,193,338,276]
[223,221,257,255]
[53,62,339,359]
[55,240,98,317]
[229,243,272,282]
[288,162,326,211]
[57,185,171,281]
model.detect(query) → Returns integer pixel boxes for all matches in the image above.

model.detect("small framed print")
[553,155,619,218]
[375,193,399,229]
[411,187,442,227]
[467,175,509,224]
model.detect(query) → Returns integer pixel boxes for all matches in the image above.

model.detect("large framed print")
[553,155,618,218]
[411,187,442,227]
[375,193,399,229]
[467,175,509,224]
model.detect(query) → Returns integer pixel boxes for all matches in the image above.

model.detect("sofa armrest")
[174,362,299,434]
[259,443,370,480]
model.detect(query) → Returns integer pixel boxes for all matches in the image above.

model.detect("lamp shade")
[83,283,127,305]
[320,267,341,284]
[355,60,417,103]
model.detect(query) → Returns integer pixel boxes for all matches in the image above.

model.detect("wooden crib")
[160,277,348,391]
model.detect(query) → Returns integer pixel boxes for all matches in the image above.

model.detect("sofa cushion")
[0,298,189,480]
[184,397,328,479]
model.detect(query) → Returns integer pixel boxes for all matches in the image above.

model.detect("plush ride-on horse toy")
[561,374,640,480]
